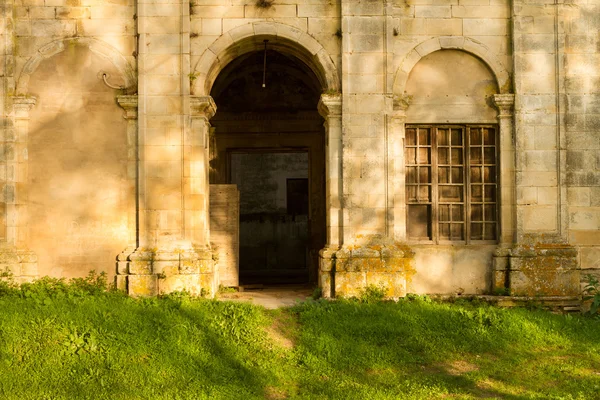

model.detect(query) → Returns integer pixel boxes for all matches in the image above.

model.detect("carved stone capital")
[393,93,411,112]
[492,94,515,118]
[117,95,138,120]
[190,96,217,120]
[318,93,342,119]
[12,96,37,119]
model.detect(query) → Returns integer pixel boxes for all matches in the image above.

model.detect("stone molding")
[317,93,342,118]
[190,96,217,120]
[116,95,138,120]
[492,94,515,118]
[12,96,37,118]
[392,93,411,114]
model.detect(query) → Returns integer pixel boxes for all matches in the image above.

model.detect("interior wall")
[230,152,309,282]
[27,45,133,278]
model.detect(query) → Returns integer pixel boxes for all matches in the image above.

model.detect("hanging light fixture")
[262,40,268,88]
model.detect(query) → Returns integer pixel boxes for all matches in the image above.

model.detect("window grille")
[405,125,498,243]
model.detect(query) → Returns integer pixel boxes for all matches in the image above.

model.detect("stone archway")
[193,22,340,96]
[209,49,325,285]
[199,23,341,286]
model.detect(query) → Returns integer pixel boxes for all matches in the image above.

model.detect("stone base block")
[494,243,580,297]
[319,238,415,299]
[0,247,38,283]
[128,275,158,297]
[116,247,216,297]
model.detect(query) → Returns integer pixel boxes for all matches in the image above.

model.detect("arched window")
[404,50,500,244]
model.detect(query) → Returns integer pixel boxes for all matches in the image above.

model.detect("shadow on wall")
[26,45,133,279]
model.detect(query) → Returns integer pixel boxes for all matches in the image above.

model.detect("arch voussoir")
[393,36,511,96]
[193,22,340,96]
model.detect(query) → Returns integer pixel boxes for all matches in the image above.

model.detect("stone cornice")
[190,96,217,120]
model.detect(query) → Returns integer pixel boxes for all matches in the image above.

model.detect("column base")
[319,236,416,299]
[0,246,38,284]
[493,240,580,297]
[116,246,217,297]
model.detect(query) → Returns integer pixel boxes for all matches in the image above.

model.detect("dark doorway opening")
[209,49,325,285]
[230,150,310,284]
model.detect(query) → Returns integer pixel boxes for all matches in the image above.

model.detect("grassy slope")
[0,285,599,399]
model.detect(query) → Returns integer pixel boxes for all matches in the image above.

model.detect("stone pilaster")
[493,94,516,246]
[492,93,578,297]
[189,96,216,248]
[390,94,410,242]
[0,96,38,283]
[318,93,342,248]
[116,0,215,297]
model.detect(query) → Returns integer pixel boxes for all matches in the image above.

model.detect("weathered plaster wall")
[411,245,495,295]
[27,46,132,278]
[405,50,499,124]
[12,0,136,92]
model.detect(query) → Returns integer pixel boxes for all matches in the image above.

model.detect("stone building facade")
[0,0,597,299]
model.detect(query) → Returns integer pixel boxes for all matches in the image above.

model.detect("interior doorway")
[230,150,310,284]
[209,49,325,285]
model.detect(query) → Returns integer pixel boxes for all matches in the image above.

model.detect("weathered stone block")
[508,244,580,296]
[129,260,152,275]
[319,238,415,299]
[128,275,158,297]
[115,275,127,292]
[158,274,201,296]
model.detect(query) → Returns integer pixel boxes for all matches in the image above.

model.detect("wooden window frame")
[405,124,499,245]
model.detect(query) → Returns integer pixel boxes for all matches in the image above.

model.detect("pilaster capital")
[318,93,342,119]
[492,94,515,118]
[12,96,37,119]
[190,96,217,120]
[117,95,138,120]
[393,94,411,113]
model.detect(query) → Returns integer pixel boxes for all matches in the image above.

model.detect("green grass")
[0,277,599,399]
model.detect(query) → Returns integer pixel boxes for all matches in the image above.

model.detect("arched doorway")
[209,49,326,286]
